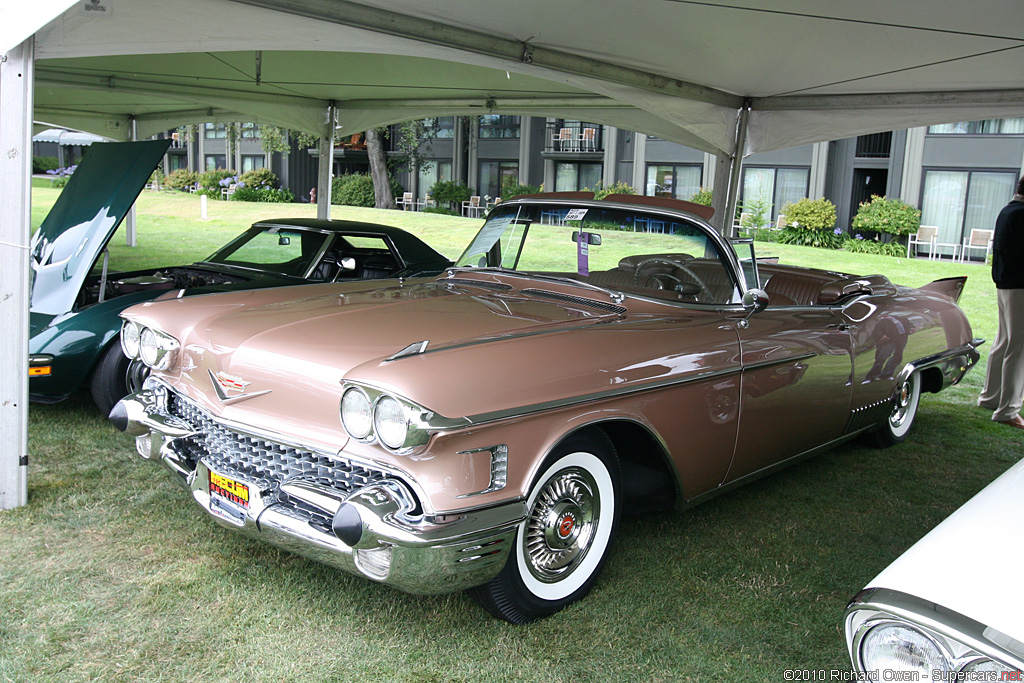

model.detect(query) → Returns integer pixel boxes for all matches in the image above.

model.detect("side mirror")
[742,288,769,319]
[339,257,356,272]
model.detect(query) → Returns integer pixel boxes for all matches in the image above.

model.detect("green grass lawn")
[5,189,1018,682]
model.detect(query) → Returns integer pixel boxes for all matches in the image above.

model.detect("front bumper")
[111,381,526,595]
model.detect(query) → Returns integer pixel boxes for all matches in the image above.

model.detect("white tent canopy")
[7,0,1024,156]
[4,0,1024,508]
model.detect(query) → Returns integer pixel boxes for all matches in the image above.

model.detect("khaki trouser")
[979,287,1024,421]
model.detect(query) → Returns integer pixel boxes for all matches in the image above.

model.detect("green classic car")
[29,140,452,414]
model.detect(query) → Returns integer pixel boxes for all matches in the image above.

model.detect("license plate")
[209,469,250,519]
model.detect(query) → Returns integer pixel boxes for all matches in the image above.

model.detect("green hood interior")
[30,139,172,316]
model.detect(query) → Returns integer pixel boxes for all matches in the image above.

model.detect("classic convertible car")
[845,457,1024,677]
[110,192,981,623]
[28,140,451,413]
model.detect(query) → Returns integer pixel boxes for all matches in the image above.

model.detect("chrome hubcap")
[524,467,599,582]
[890,378,912,428]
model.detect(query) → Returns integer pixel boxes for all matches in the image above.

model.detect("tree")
[365,128,395,209]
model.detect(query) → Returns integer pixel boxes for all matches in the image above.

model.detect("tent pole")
[0,36,35,510]
[723,103,751,239]
[126,117,138,247]
[316,103,335,220]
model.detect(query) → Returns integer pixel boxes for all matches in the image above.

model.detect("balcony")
[543,121,604,155]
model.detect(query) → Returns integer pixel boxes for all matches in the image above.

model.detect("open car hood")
[29,139,172,316]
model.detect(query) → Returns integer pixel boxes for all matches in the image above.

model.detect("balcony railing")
[855,132,892,159]
[544,121,604,154]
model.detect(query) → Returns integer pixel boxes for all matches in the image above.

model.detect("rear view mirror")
[278,236,291,246]
[339,257,356,271]
[572,231,602,245]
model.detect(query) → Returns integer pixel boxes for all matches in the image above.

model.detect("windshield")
[456,203,742,304]
[205,226,330,277]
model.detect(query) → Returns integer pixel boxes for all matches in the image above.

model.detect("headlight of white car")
[339,383,432,454]
[137,326,180,371]
[858,622,947,674]
[846,590,1023,678]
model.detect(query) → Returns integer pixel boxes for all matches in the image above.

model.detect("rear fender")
[920,276,967,304]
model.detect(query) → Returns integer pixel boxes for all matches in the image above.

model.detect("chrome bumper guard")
[111,384,526,595]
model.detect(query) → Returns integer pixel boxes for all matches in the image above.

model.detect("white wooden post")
[0,36,35,510]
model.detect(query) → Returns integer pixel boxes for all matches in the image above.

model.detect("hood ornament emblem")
[209,369,272,405]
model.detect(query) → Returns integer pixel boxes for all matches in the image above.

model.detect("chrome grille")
[167,392,387,497]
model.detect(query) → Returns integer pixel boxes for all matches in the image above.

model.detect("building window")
[422,117,455,139]
[205,154,226,170]
[479,115,520,139]
[928,118,1024,135]
[555,162,602,192]
[204,123,227,139]
[921,170,1016,251]
[168,155,189,172]
[240,122,259,139]
[478,160,519,198]
[418,160,453,199]
[241,155,265,173]
[741,167,809,222]
[646,165,702,200]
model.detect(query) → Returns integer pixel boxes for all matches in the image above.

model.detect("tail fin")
[920,276,967,303]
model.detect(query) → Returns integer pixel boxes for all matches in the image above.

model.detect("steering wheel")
[632,257,708,298]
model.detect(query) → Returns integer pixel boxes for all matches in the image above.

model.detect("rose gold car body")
[112,194,981,621]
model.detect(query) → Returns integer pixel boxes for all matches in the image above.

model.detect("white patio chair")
[907,225,937,258]
[960,228,994,263]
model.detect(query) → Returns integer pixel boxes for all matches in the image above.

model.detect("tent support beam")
[316,103,335,220]
[0,37,34,511]
[722,103,751,239]
[226,0,743,110]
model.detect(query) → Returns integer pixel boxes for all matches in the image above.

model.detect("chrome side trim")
[846,587,1024,674]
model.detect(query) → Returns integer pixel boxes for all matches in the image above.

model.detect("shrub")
[331,173,403,207]
[782,197,837,231]
[690,187,713,206]
[430,180,472,212]
[197,169,237,198]
[851,195,921,237]
[501,182,542,200]
[590,181,637,200]
[33,156,60,174]
[775,197,841,248]
[165,168,199,191]
[844,235,908,257]
[778,225,846,249]
[238,167,279,190]
[230,186,295,203]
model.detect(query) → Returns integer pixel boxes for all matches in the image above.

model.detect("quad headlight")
[859,622,946,675]
[340,384,431,454]
[120,319,180,371]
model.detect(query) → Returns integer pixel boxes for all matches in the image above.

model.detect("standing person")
[978,176,1024,429]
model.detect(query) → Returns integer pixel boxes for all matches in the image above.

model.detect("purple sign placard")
[577,231,590,276]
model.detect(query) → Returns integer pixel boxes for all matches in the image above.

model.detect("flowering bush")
[851,195,920,237]
[238,167,279,190]
[45,165,77,188]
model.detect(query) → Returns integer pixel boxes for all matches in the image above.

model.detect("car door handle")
[827,323,851,331]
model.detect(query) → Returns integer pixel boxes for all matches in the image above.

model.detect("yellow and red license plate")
[209,470,250,510]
